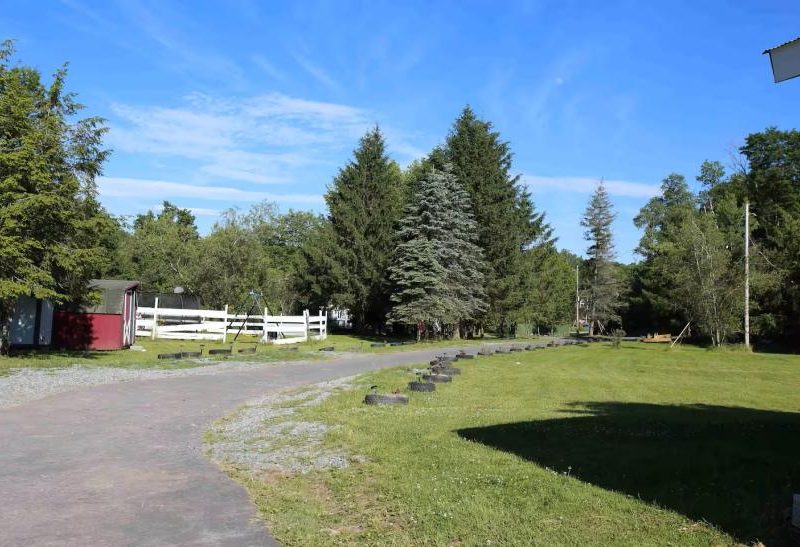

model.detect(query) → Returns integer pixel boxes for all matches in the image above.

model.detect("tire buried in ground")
[422,373,452,383]
[431,366,461,376]
[408,381,436,392]
[364,393,409,405]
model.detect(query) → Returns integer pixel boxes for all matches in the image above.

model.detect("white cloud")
[290,51,342,93]
[251,54,288,83]
[523,175,659,199]
[108,91,422,186]
[186,207,222,217]
[108,92,375,185]
[151,203,220,218]
[99,177,324,205]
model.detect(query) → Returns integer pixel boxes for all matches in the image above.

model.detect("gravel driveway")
[0,359,312,410]
[0,345,493,546]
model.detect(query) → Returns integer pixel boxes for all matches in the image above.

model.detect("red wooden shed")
[53,279,139,350]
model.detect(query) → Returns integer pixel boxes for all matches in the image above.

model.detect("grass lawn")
[319,332,536,353]
[221,343,800,546]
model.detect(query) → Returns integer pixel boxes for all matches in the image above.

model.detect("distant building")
[53,280,140,350]
[328,307,352,329]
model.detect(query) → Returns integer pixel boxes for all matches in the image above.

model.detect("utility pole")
[575,265,580,334]
[744,200,750,350]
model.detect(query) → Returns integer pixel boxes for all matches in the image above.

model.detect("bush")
[611,329,626,348]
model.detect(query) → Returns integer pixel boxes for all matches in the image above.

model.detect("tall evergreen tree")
[0,41,113,353]
[389,166,487,339]
[444,106,552,334]
[303,127,404,331]
[581,181,621,335]
[631,173,695,333]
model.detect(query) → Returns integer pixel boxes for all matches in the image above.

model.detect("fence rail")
[135,298,326,344]
[263,310,327,344]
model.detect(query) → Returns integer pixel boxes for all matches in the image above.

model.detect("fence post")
[319,308,325,340]
[222,304,229,343]
[262,307,268,342]
[151,297,159,341]
[304,309,310,342]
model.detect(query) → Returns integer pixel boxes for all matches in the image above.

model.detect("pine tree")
[308,127,404,331]
[389,166,487,339]
[581,181,621,335]
[0,41,113,353]
[444,106,552,334]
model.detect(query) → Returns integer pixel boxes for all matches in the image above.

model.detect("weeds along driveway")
[0,345,494,547]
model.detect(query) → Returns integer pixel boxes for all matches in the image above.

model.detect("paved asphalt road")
[0,345,496,546]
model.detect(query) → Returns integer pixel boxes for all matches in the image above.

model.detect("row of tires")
[363,341,582,405]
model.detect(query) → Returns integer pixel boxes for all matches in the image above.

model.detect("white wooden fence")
[263,309,327,345]
[135,298,327,344]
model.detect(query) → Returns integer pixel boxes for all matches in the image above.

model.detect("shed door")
[122,290,137,346]
[122,291,131,346]
[9,296,36,346]
[38,300,53,346]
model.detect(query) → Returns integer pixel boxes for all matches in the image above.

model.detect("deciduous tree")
[117,201,200,293]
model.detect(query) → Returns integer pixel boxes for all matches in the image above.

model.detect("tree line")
[295,112,571,339]
[576,129,800,350]
[622,133,798,348]
[3,42,800,351]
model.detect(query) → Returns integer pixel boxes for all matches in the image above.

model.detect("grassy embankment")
[220,343,800,546]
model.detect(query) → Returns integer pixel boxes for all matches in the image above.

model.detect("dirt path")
[0,345,494,546]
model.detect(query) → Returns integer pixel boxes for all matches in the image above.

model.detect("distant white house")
[328,307,352,329]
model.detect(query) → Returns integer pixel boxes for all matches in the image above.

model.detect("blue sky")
[3,1,800,262]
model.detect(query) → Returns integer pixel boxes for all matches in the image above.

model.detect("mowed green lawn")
[234,343,800,546]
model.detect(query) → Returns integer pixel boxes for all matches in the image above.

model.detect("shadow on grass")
[457,402,800,545]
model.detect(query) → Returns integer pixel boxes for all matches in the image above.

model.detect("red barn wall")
[54,312,124,350]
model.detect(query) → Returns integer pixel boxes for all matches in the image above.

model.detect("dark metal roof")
[89,279,140,291]
[81,279,139,314]
[763,36,800,54]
